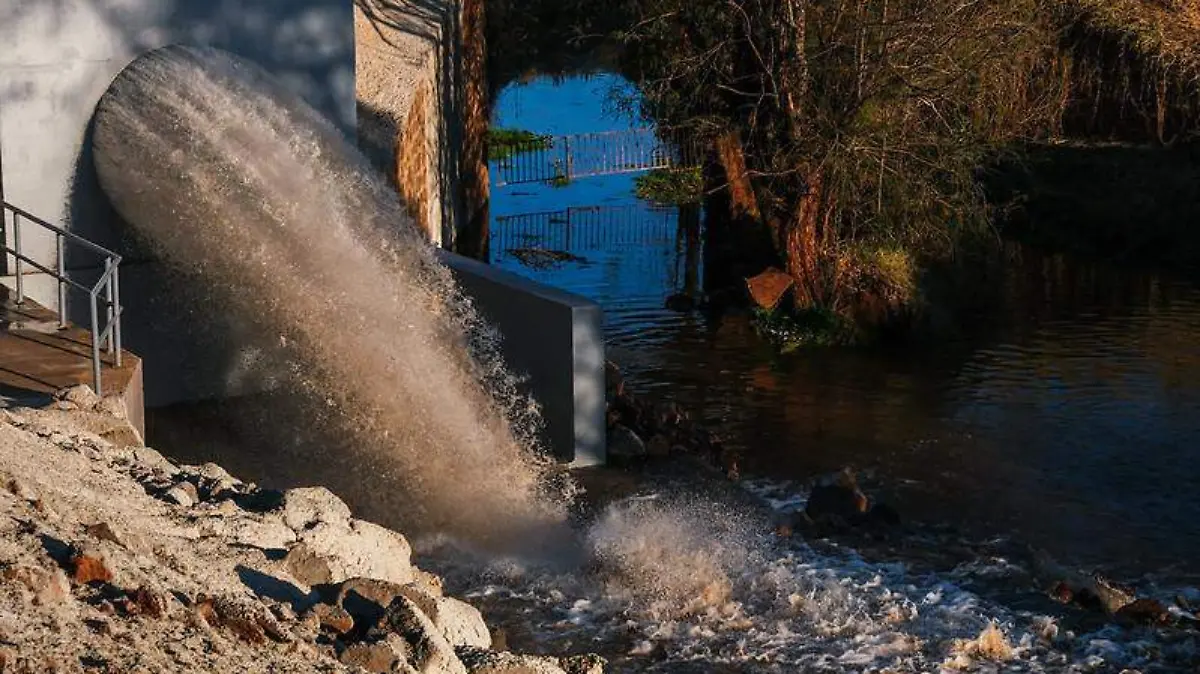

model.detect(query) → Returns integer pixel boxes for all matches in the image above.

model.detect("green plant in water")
[751,305,859,353]
[634,167,703,204]
[487,128,552,161]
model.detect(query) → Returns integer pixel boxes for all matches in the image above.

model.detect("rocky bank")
[0,387,603,674]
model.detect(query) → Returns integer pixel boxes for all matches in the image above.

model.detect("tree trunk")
[456,0,491,260]
[785,168,824,307]
[714,131,760,222]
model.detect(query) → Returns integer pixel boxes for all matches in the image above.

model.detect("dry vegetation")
[1057,0,1200,142]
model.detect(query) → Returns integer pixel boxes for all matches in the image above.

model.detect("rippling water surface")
[490,74,1200,582]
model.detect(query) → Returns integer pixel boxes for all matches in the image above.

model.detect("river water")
[487,75,1200,585]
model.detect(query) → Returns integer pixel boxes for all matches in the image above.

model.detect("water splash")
[91,45,566,545]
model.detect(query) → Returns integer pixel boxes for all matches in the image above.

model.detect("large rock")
[805,468,868,523]
[379,595,467,674]
[337,579,488,648]
[294,518,413,587]
[280,487,352,532]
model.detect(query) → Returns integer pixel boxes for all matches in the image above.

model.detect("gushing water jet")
[91,45,568,546]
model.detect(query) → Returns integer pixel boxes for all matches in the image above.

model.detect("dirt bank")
[0,389,602,674]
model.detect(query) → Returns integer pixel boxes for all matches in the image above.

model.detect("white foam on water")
[425,480,1200,672]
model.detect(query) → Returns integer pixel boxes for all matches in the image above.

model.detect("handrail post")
[56,233,67,328]
[112,266,122,367]
[89,288,102,396]
[13,212,22,304]
[104,258,114,355]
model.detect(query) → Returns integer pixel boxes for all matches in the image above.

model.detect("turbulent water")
[422,480,1200,673]
[91,46,563,545]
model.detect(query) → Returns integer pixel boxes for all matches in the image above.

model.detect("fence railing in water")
[491,128,702,186]
[1,201,124,395]
[492,205,682,251]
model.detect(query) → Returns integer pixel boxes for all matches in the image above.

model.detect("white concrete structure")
[0,0,356,295]
[0,0,356,401]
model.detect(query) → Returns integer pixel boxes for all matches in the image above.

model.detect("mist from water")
[91,45,567,546]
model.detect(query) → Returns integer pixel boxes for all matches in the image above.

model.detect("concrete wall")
[0,0,356,402]
[438,251,605,466]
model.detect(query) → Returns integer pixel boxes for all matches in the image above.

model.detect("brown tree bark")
[785,167,825,307]
[714,131,760,222]
[456,0,491,261]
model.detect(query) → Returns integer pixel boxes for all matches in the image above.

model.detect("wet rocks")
[378,595,467,674]
[606,425,647,463]
[805,468,869,522]
[603,361,740,477]
[1116,598,1173,626]
[456,648,567,674]
[796,468,901,534]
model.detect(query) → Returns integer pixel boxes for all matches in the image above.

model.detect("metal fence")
[493,205,682,251]
[2,202,124,395]
[491,128,704,186]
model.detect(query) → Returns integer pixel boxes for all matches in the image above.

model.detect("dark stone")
[607,424,647,463]
[1116,598,1172,626]
[805,469,869,523]
[336,578,407,633]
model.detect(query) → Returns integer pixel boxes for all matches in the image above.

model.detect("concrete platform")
[0,286,144,436]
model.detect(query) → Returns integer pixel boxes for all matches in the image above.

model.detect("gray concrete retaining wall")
[438,251,606,466]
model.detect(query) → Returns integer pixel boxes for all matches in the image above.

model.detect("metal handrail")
[1,201,123,396]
